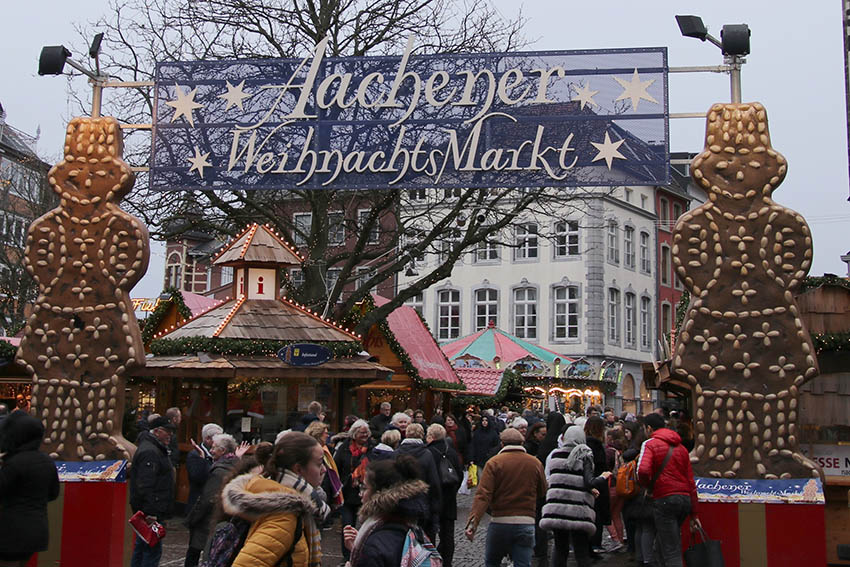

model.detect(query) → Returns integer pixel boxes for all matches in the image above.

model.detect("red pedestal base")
[683,500,825,567]
[32,480,132,567]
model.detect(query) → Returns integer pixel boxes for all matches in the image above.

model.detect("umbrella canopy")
[441,323,574,369]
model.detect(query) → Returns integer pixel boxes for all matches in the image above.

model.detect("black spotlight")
[38,45,72,76]
[721,24,751,56]
[675,15,709,41]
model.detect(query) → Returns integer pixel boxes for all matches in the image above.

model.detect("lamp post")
[675,15,750,103]
[38,33,106,117]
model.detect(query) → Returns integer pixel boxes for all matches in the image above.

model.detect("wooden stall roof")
[797,283,850,334]
[161,298,358,342]
[213,224,303,266]
[136,354,392,379]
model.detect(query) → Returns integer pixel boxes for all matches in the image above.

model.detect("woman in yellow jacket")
[222,432,328,567]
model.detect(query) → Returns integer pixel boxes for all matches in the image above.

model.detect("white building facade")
[398,186,661,413]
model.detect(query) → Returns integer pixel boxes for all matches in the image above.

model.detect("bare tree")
[72,0,616,335]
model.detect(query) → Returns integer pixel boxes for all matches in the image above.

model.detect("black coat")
[130,435,175,519]
[186,456,237,548]
[426,438,461,520]
[334,438,374,509]
[395,441,442,532]
[0,412,59,556]
[369,413,391,441]
[185,448,212,513]
[586,436,611,525]
[446,425,469,464]
[351,480,429,567]
[470,423,500,466]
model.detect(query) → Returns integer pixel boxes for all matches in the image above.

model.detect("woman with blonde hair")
[305,420,343,509]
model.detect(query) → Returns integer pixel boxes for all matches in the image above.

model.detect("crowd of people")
[0,398,699,567]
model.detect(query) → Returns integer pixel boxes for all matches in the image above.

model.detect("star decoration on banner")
[613,69,659,112]
[218,80,251,111]
[591,131,627,170]
[187,146,212,178]
[573,82,598,110]
[166,84,204,127]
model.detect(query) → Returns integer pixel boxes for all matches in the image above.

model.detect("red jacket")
[637,428,698,514]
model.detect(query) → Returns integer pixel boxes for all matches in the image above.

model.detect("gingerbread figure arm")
[672,207,717,297]
[761,207,813,292]
[101,213,150,291]
[24,214,61,292]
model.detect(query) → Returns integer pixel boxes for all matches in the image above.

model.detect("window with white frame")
[220,265,233,286]
[513,287,537,339]
[641,194,648,209]
[624,188,633,203]
[475,288,499,331]
[514,223,538,260]
[408,188,427,201]
[358,210,380,244]
[355,266,376,290]
[661,302,673,341]
[1,214,27,247]
[404,292,424,316]
[293,212,312,246]
[640,231,651,274]
[659,197,670,229]
[328,212,345,245]
[166,253,183,289]
[608,288,621,343]
[624,226,635,269]
[553,285,579,340]
[438,228,461,263]
[660,245,671,286]
[640,296,651,349]
[443,188,463,200]
[325,268,342,293]
[437,289,461,340]
[625,292,636,347]
[554,220,580,257]
[289,268,305,288]
[607,221,619,263]
[673,202,683,224]
[473,238,500,262]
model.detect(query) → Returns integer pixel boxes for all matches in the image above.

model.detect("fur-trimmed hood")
[221,474,316,521]
[357,479,429,522]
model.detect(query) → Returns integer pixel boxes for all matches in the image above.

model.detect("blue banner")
[56,460,128,482]
[695,477,824,505]
[151,38,668,191]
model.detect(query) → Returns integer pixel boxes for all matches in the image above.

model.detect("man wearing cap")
[130,416,176,567]
[465,428,548,567]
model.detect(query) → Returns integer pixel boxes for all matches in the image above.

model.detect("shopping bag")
[467,464,478,488]
[129,511,167,547]
[684,525,724,567]
[457,469,470,495]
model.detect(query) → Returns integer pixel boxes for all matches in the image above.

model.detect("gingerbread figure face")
[18,116,149,461]
[672,103,819,480]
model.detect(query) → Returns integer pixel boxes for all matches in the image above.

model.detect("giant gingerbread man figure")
[19,117,149,461]
[672,103,819,480]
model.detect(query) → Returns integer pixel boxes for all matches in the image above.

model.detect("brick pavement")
[159,490,635,567]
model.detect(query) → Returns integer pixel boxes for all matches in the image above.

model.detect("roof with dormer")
[212,223,304,266]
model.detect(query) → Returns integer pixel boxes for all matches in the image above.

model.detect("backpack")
[202,515,302,567]
[400,526,443,567]
[615,460,639,498]
[436,446,460,487]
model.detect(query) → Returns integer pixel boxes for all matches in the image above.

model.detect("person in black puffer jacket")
[426,424,462,567]
[345,456,430,567]
[0,410,60,564]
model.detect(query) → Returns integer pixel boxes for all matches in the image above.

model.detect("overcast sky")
[2,1,848,298]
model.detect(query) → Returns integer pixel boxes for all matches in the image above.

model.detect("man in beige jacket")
[465,428,547,567]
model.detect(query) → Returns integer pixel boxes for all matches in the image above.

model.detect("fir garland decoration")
[0,340,17,361]
[141,287,194,344]
[675,289,690,331]
[800,274,850,293]
[343,296,465,392]
[150,336,362,358]
[811,332,850,354]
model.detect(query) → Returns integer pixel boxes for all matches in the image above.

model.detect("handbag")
[467,463,478,488]
[129,511,167,547]
[684,525,724,567]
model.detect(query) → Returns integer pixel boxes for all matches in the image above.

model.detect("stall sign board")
[278,343,332,366]
[695,477,824,505]
[800,444,850,476]
[152,39,669,191]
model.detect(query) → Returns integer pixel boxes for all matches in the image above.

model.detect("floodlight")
[675,15,708,40]
[721,24,750,56]
[38,46,72,76]
[89,33,104,59]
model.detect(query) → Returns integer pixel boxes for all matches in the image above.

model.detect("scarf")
[277,470,324,567]
[349,516,381,567]
[322,445,344,507]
